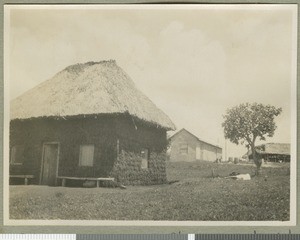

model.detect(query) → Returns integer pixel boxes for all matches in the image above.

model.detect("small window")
[10,145,24,165]
[79,145,94,167]
[180,144,188,154]
[141,148,149,169]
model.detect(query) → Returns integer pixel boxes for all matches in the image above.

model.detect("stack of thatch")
[113,150,167,185]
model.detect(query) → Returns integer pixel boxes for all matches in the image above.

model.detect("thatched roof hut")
[10,60,175,186]
[11,60,175,130]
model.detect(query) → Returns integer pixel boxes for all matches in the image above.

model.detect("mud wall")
[10,114,169,186]
[10,116,117,184]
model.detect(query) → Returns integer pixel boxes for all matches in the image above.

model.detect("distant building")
[169,128,222,162]
[246,143,290,162]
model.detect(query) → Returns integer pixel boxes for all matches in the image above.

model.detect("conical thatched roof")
[11,60,176,130]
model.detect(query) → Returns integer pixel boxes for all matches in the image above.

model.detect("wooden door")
[41,143,59,186]
[196,147,201,160]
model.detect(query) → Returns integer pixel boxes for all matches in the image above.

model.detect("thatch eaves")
[10,60,176,130]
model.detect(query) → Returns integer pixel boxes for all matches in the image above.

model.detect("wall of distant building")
[169,130,222,162]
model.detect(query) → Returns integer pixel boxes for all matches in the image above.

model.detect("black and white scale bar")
[1,234,300,240]
[76,234,189,240]
[195,234,300,240]
[0,234,76,240]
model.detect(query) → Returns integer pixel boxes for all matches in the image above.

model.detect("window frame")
[180,143,189,154]
[79,144,95,167]
[10,145,24,165]
[141,148,150,169]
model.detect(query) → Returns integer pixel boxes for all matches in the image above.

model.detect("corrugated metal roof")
[246,143,290,156]
[169,128,222,149]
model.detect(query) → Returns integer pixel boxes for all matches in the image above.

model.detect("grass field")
[9,161,290,221]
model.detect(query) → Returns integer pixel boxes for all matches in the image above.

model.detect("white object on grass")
[235,174,251,180]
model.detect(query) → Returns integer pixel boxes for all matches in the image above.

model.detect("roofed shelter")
[10,60,176,186]
[246,143,290,162]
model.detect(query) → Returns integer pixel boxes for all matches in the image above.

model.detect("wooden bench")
[57,176,115,187]
[10,175,34,185]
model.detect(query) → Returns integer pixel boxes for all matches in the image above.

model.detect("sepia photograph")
[3,4,297,225]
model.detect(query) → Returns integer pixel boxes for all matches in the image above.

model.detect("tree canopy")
[222,103,282,171]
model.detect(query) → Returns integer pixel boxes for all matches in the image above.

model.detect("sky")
[6,5,297,158]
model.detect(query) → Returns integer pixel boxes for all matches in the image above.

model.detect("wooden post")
[24,178,28,185]
[97,180,100,188]
[116,139,120,161]
[212,169,215,178]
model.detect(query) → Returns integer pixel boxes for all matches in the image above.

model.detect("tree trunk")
[251,143,262,175]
